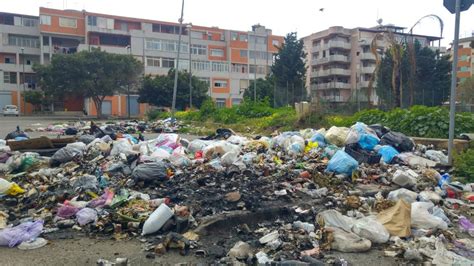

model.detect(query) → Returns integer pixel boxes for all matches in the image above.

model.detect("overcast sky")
[2,0,473,46]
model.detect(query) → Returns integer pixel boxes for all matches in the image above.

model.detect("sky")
[1,0,473,46]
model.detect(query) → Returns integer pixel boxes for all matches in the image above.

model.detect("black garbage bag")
[132,162,170,184]
[78,134,96,144]
[345,143,381,164]
[5,126,29,140]
[369,124,390,138]
[201,128,234,140]
[380,131,414,153]
[65,127,78,135]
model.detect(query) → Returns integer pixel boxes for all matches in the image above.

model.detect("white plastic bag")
[76,208,98,226]
[142,203,174,235]
[411,202,448,230]
[387,188,418,203]
[317,210,354,232]
[110,139,135,156]
[202,140,240,158]
[425,150,448,165]
[392,169,418,187]
[221,151,240,166]
[325,126,350,147]
[352,216,390,243]
[187,139,211,153]
[329,227,372,252]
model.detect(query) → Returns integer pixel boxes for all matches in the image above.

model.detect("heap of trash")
[0,121,473,264]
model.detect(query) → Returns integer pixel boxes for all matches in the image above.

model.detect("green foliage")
[146,109,168,120]
[236,99,274,118]
[330,106,474,138]
[23,91,44,106]
[198,98,217,120]
[34,48,143,117]
[138,69,209,110]
[272,32,307,105]
[454,149,474,183]
[242,77,275,105]
[458,75,474,104]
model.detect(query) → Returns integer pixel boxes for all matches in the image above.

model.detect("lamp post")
[21,47,25,115]
[187,23,193,109]
[126,45,131,119]
[171,0,185,121]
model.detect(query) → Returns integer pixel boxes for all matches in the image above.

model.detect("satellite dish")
[376,18,383,25]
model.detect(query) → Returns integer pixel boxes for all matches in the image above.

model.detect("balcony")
[327,40,351,50]
[313,68,351,77]
[77,44,130,55]
[314,55,349,65]
[361,66,376,73]
[360,53,376,61]
[360,80,370,87]
[321,96,345,102]
[0,63,34,73]
[318,82,351,90]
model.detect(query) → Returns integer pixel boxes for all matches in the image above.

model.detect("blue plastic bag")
[310,133,327,147]
[377,145,399,163]
[326,150,358,176]
[438,173,450,188]
[358,134,379,150]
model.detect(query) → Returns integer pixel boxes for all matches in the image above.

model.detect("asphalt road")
[0,116,201,140]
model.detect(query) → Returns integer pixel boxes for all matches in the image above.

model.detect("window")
[87,16,97,26]
[4,56,15,64]
[216,98,226,108]
[162,58,175,68]
[211,62,229,72]
[40,15,51,25]
[191,31,203,39]
[249,65,266,74]
[145,38,188,53]
[59,17,77,28]
[240,50,248,58]
[178,59,189,70]
[249,50,268,60]
[190,44,207,55]
[22,18,38,27]
[272,39,280,46]
[210,48,224,57]
[146,57,161,67]
[152,23,186,35]
[232,63,248,73]
[249,36,266,45]
[239,34,248,42]
[192,60,210,71]
[4,72,17,84]
[214,80,228,88]
[8,35,40,48]
[240,79,249,90]
[231,32,238,41]
[232,98,241,106]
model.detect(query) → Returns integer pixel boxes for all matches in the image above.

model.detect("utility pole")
[126,45,131,119]
[171,0,184,121]
[187,23,193,109]
[253,33,257,101]
[21,47,26,115]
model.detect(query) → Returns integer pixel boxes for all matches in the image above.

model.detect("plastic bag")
[142,203,174,235]
[325,126,350,147]
[392,169,418,187]
[329,227,371,252]
[150,148,171,160]
[425,150,448,165]
[202,140,240,159]
[88,188,114,208]
[358,134,379,150]
[221,151,240,166]
[310,132,326,147]
[345,122,379,147]
[110,139,135,156]
[242,152,257,165]
[132,162,170,183]
[322,144,339,159]
[78,134,96,145]
[51,142,86,164]
[187,139,211,153]
[325,150,358,176]
[387,188,418,203]
[376,145,399,163]
[169,153,191,167]
[0,178,25,196]
[411,201,447,230]
[0,220,43,247]
[431,206,450,225]
[432,237,474,265]
[380,131,414,152]
[285,135,305,156]
[304,141,319,153]
[56,204,79,218]
[345,143,381,164]
[458,216,474,237]
[71,174,99,191]
[317,209,354,232]
[76,208,98,226]
[369,124,390,138]
[352,216,390,243]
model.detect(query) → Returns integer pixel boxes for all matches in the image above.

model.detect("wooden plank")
[7,136,54,151]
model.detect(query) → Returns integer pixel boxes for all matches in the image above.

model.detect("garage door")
[101,101,112,115]
[126,96,140,116]
[0,93,12,110]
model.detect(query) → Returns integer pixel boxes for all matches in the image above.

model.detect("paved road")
[0,116,201,140]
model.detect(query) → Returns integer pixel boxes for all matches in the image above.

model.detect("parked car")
[3,105,19,116]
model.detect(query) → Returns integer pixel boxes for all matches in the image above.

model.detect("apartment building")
[303,25,442,105]
[455,35,474,83]
[0,8,283,116]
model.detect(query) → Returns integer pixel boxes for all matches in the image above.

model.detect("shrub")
[454,149,474,183]
[236,100,274,118]
[198,98,217,120]
[146,109,164,121]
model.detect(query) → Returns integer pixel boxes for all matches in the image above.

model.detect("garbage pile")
[0,121,473,265]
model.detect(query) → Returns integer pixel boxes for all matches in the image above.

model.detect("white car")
[3,105,19,116]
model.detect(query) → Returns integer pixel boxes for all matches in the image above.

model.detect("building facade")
[303,25,443,106]
[455,35,474,83]
[0,8,283,116]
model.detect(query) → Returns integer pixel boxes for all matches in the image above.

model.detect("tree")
[376,41,451,108]
[243,77,275,106]
[271,32,307,106]
[458,75,474,104]
[34,48,143,118]
[138,69,209,110]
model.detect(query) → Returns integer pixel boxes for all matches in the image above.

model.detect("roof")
[0,11,38,19]
[357,27,442,41]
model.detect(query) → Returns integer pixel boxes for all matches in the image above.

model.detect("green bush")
[146,109,169,121]
[214,107,242,124]
[236,100,274,118]
[198,98,217,120]
[454,149,474,183]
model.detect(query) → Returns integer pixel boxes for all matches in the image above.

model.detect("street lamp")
[20,47,25,115]
[186,23,193,109]
[171,0,185,121]
[126,44,131,119]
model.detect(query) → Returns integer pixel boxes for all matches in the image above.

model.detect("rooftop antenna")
[377,18,383,26]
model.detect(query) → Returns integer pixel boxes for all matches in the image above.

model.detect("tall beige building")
[303,25,443,106]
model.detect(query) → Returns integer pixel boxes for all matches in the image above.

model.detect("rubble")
[0,120,473,264]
